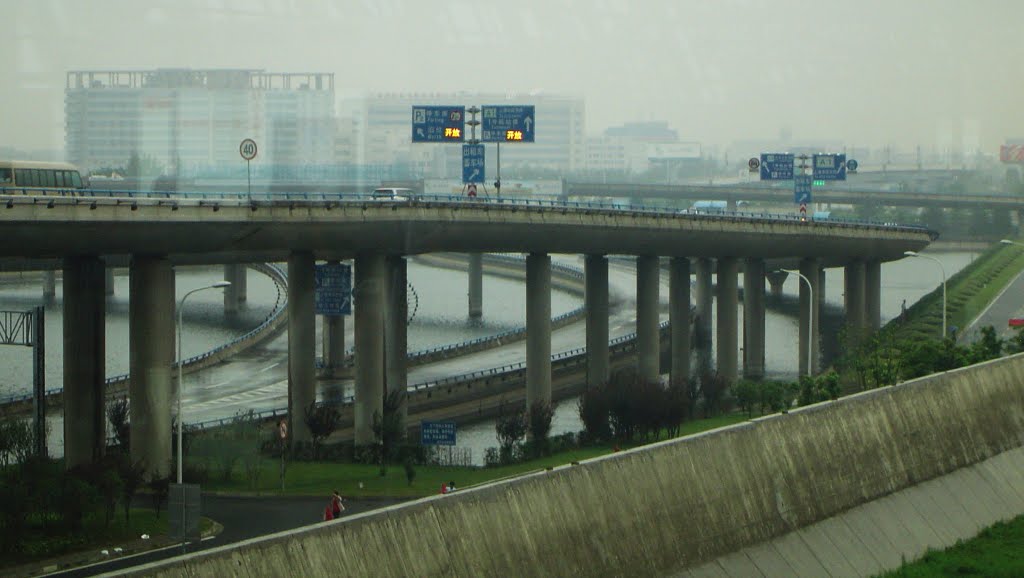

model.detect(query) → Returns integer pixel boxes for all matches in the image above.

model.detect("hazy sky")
[5,0,1023,153]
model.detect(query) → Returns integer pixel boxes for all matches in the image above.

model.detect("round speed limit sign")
[239,138,258,161]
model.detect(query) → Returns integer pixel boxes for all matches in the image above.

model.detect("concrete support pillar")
[354,253,386,445]
[128,256,174,478]
[468,253,483,318]
[799,258,822,376]
[695,257,714,375]
[636,255,660,382]
[105,267,115,297]
[63,256,106,469]
[743,258,766,380]
[716,257,739,384]
[287,252,316,444]
[43,270,56,301]
[865,260,882,332]
[526,253,552,409]
[584,254,610,388]
[322,315,345,372]
[845,260,867,333]
[321,260,346,375]
[224,264,247,315]
[385,256,408,434]
[818,268,827,310]
[669,257,691,385]
[766,269,788,299]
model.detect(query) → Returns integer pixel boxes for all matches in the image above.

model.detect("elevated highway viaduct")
[0,192,935,477]
[564,181,1024,211]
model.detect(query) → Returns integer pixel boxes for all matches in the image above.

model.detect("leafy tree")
[495,401,527,463]
[116,455,147,524]
[969,325,1003,363]
[1007,327,1024,354]
[148,474,170,518]
[577,386,611,442]
[662,378,692,437]
[107,396,130,453]
[527,400,554,443]
[371,389,406,475]
[733,380,759,417]
[0,418,34,468]
[698,371,729,418]
[304,402,341,460]
[761,380,799,412]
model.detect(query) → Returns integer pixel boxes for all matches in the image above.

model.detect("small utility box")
[169,483,202,541]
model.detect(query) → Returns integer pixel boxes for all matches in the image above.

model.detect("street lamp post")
[177,281,231,484]
[779,269,813,376]
[904,251,946,339]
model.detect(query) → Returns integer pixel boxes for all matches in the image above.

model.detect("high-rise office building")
[65,69,335,173]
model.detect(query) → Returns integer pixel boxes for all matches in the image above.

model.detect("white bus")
[0,160,88,191]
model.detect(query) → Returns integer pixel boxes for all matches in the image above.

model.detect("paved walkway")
[28,494,408,578]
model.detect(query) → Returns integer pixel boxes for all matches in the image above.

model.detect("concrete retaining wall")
[115,353,1024,578]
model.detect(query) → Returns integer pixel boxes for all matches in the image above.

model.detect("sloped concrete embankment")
[118,353,1024,578]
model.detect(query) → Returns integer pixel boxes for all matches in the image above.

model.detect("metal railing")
[188,319,671,431]
[0,187,937,236]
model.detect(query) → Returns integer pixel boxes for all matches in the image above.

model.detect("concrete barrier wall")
[116,353,1024,578]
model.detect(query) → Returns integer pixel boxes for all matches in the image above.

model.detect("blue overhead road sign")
[759,153,794,180]
[481,105,535,142]
[411,106,465,142]
[462,144,485,184]
[794,175,812,204]
[812,153,847,181]
[315,263,352,315]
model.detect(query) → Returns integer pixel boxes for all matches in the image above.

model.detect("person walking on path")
[331,490,345,519]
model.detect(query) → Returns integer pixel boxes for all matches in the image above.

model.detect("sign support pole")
[496,142,501,197]
[32,306,45,457]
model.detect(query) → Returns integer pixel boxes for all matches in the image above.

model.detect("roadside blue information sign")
[315,263,351,315]
[421,420,457,446]
[481,105,535,142]
[462,144,485,184]
[411,106,466,142]
[794,175,813,204]
[812,153,847,181]
[759,153,794,180]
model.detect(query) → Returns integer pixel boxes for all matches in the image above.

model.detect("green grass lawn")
[198,413,749,498]
[1,508,170,570]
[875,514,1024,577]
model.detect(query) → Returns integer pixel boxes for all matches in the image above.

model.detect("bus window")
[29,170,41,187]
[55,171,65,187]
[43,170,56,187]
[0,168,11,184]
[69,172,84,188]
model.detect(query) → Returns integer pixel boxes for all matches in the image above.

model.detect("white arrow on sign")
[524,116,533,132]
[468,168,480,180]
[416,128,425,138]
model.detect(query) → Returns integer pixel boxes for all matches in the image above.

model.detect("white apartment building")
[65,69,336,173]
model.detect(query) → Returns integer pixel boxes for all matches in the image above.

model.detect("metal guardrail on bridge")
[0,187,936,237]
